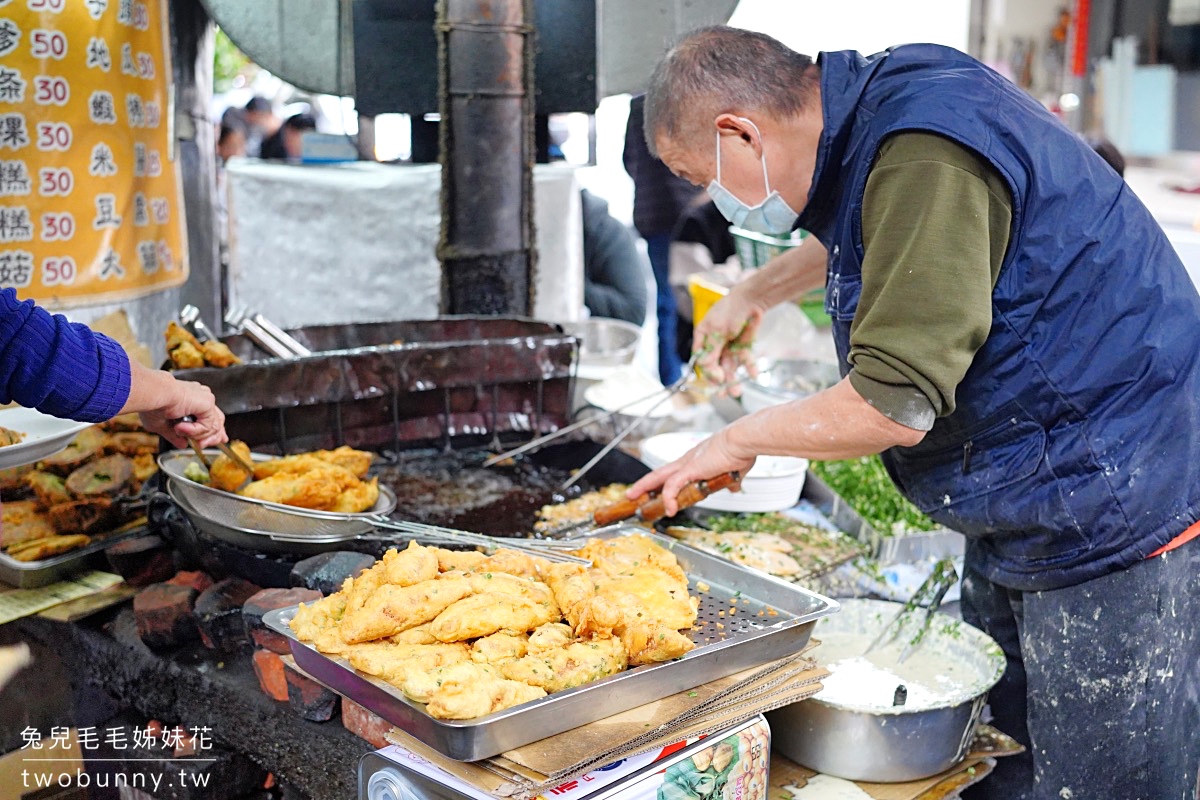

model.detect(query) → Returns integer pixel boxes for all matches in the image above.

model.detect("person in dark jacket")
[580,189,648,326]
[0,289,227,446]
[260,112,317,161]
[628,27,1200,800]
[623,95,703,384]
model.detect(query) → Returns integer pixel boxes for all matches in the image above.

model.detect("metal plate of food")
[0,408,92,471]
[262,526,838,761]
[0,524,150,588]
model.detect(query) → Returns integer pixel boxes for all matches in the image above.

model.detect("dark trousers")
[961,538,1200,800]
[645,233,682,386]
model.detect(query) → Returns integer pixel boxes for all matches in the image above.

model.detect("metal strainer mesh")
[157,450,396,540]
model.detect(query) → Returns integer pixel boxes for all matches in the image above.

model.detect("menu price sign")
[0,0,186,307]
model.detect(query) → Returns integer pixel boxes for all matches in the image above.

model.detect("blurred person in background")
[260,113,317,161]
[581,189,649,326]
[242,96,280,158]
[624,94,704,385]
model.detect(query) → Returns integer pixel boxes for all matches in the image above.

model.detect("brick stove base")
[13,608,373,799]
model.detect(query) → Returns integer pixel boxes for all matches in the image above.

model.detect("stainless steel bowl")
[740,359,842,414]
[767,598,1005,783]
[566,317,641,368]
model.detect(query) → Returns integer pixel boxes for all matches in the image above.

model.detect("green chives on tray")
[810,455,937,536]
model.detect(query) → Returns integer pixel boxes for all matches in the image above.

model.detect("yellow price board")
[0,0,186,307]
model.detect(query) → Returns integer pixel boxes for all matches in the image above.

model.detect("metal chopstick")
[251,313,311,356]
[481,383,676,467]
[561,372,686,491]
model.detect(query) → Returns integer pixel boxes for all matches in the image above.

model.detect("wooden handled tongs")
[551,471,743,535]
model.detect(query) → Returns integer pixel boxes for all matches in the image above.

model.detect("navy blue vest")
[798,45,1200,591]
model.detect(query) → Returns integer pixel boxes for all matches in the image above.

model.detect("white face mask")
[706,118,799,235]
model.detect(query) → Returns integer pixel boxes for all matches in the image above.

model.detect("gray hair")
[644,26,817,157]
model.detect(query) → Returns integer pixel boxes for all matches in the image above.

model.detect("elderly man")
[629,27,1200,800]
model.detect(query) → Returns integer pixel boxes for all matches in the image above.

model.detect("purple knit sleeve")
[0,288,132,422]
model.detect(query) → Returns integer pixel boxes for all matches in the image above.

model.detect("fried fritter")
[616,621,695,666]
[389,623,437,645]
[6,534,91,562]
[339,574,474,644]
[99,413,143,432]
[527,622,574,654]
[131,453,157,490]
[466,571,557,608]
[345,641,470,683]
[431,547,487,573]
[315,446,373,479]
[46,497,118,535]
[470,548,552,580]
[291,593,347,639]
[1,500,56,547]
[430,591,559,643]
[399,661,499,704]
[0,425,24,447]
[500,635,627,692]
[66,454,134,498]
[471,632,528,665]
[38,427,105,475]
[239,469,343,509]
[24,471,71,508]
[0,463,34,494]
[169,340,205,369]
[251,454,329,480]
[330,476,379,513]
[383,542,439,587]
[425,673,546,720]
[104,431,160,457]
[544,562,622,639]
[207,441,254,493]
[199,339,242,368]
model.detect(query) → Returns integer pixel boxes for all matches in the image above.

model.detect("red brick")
[195,577,262,651]
[284,664,340,722]
[106,535,176,588]
[342,699,392,748]
[252,649,289,702]
[242,587,321,655]
[133,582,199,649]
[168,570,215,594]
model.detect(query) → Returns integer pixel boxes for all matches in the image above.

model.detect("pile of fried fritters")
[289,535,698,720]
[0,415,158,562]
[164,322,242,370]
[204,442,379,513]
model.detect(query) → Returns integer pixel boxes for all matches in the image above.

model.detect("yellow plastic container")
[688,271,734,326]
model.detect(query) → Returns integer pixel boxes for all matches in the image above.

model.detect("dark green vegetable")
[810,455,936,535]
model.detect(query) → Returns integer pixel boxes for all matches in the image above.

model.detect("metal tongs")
[224,306,311,359]
[484,353,718,490]
[863,557,960,664]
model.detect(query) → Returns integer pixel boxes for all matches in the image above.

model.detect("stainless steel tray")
[0,525,150,588]
[262,525,839,761]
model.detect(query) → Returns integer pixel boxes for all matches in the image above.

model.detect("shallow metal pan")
[262,525,839,761]
[0,524,151,588]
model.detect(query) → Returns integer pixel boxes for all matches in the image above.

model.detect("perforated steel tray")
[263,525,838,760]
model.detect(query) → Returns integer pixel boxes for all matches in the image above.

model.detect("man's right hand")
[693,292,764,396]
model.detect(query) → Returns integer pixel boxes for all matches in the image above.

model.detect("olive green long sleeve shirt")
[846,131,1014,430]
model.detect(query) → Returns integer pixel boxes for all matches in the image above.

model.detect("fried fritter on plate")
[430,592,559,643]
[65,454,134,498]
[345,641,470,683]
[501,635,627,692]
[339,574,474,644]
[24,471,72,508]
[470,632,529,665]
[6,534,91,561]
[426,672,546,720]
[38,427,105,475]
[398,661,498,704]
[46,497,119,535]
[104,432,160,457]
[1,500,56,548]
[383,541,439,587]
[0,463,34,494]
